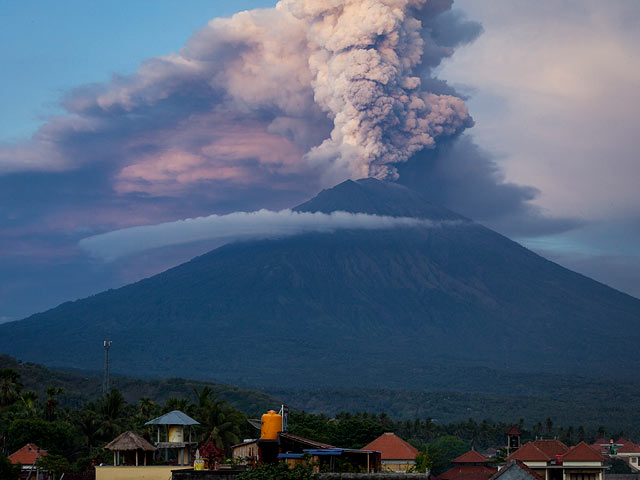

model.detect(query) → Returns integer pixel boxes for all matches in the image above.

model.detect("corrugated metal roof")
[144,410,200,425]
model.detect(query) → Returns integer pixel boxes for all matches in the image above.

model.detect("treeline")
[1,367,637,478]
[0,367,254,477]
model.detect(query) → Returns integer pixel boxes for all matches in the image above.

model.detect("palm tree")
[99,390,126,438]
[0,369,23,408]
[75,409,104,452]
[195,393,242,452]
[45,386,64,421]
[19,390,39,417]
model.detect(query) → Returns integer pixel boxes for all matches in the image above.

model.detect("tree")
[37,453,70,480]
[45,387,64,422]
[427,435,469,475]
[0,369,23,408]
[194,390,243,452]
[414,445,436,473]
[0,453,21,480]
[74,409,103,452]
[19,391,39,417]
[99,390,126,439]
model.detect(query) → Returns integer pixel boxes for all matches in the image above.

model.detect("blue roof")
[278,453,304,459]
[144,410,200,426]
[303,448,377,456]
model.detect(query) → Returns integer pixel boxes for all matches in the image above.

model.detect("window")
[631,457,637,464]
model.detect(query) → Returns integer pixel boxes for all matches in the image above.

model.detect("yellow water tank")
[260,410,282,440]
[169,425,184,443]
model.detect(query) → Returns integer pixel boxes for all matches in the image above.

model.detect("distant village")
[3,382,640,480]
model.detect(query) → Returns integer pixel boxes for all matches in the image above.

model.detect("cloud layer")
[79,209,455,261]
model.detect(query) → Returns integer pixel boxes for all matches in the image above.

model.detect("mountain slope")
[0,179,639,387]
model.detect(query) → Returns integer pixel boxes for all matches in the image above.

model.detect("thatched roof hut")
[104,431,156,466]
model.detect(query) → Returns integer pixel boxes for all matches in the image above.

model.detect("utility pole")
[103,340,112,395]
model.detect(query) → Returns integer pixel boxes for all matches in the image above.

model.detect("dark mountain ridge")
[1,179,638,388]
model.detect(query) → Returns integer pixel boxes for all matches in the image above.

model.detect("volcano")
[1,179,639,387]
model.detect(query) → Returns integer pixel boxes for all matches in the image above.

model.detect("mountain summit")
[1,179,639,387]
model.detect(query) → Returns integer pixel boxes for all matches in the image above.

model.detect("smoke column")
[284,0,473,180]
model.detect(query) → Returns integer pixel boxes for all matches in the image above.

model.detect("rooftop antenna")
[103,340,112,395]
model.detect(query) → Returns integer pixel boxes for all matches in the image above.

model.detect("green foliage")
[238,462,316,480]
[37,453,71,477]
[0,369,23,408]
[0,453,22,480]
[414,445,436,473]
[426,435,469,475]
[7,418,75,456]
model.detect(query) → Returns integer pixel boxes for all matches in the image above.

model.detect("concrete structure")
[362,432,419,472]
[614,441,640,472]
[145,410,200,466]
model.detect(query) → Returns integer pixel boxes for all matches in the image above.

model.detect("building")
[362,432,419,472]
[8,444,49,480]
[231,417,380,473]
[507,426,523,456]
[507,440,607,480]
[614,441,640,472]
[144,410,200,466]
[438,449,497,480]
[103,430,157,466]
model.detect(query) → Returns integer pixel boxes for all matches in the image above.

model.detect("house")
[362,432,419,472]
[8,444,50,480]
[437,449,497,480]
[507,440,606,480]
[232,412,380,473]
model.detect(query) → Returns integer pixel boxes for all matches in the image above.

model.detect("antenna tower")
[103,340,112,394]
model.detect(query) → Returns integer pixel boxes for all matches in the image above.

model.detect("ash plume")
[0,0,477,192]
[286,0,473,180]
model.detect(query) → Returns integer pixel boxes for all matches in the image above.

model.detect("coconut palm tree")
[45,386,64,421]
[0,369,23,408]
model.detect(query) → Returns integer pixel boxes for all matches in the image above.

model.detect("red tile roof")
[438,465,497,480]
[507,426,522,436]
[507,442,552,462]
[615,438,633,446]
[453,450,491,464]
[562,442,606,462]
[362,432,418,460]
[534,439,569,458]
[8,444,48,465]
[617,442,640,454]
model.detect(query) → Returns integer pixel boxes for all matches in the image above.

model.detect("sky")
[1,0,639,322]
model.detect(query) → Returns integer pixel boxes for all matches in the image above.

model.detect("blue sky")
[0,0,275,142]
[1,0,639,322]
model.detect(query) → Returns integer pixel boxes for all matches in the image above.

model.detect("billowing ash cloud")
[79,209,458,261]
[284,0,473,181]
[0,0,475,193]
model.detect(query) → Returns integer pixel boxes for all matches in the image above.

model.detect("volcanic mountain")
[1,179,639,388]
